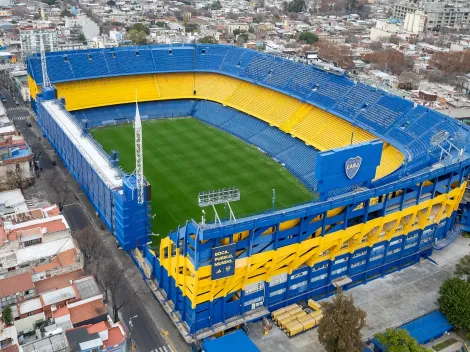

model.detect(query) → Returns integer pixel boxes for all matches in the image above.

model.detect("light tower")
[39,36,51,88]
[134,100,144,205]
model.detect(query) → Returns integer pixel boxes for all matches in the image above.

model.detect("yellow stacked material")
[288,306,302,316]
[294,311,307,320]
[275,311,291,324]
[308,299,321,311]
[271,307,287,320]
[298,315,316,330]
[310,310,323,319]
[284,304,299,312]
[285,320,304,337]
[279,315,297,329]
[310,311,323,325]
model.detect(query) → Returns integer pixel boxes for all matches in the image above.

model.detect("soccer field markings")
[92,118,313,237]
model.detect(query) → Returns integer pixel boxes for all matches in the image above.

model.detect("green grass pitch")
[91,118,314,244]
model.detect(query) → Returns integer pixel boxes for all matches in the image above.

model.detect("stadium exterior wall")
[36,93,150,250]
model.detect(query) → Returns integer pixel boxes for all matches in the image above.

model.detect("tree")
[237,33,249,45]
[77,32,87,43]
[5,167,25,190]
[199,36,218,44]
[318,291,366,352]
[364,48,412,75]
[299,31,318,44]
[438,277,470,331]
[369,41,382,51]
[98,263,148,322]
[211,0,222,10]
[128,29,147,45]
[42,169,73,210]
[375,329,431,352]
[185,23,199,33]
[155,21,166,28]
[2,306,12,325]
[72,226,105,270]
[398,71,420,90]
[283,0,306,13]
[130,23,150,35]
[455,255,470,283]
[316,42,355,69]
[347,0,358,11]
[429,51,470,74]
[61,9,72,17]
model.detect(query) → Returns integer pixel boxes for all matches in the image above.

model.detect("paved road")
[4,88,184,352]
[60,202,172,352]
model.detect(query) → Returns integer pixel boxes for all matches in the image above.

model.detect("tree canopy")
[318,291,367,352]
[363,48,412,75]
[211,0,222,10]
[438,277,470,331]
[127,29,147,44]
[430,51,470,74]
[185,23,199,33]
[77,32,87,43]
[2,306,12,325]
[299,31,318,44]
[130,23,150,35]
[455,255,470,283]
[316,42,355,69]
[375,329,431,352]
[199,36,218,44]
[61,9,72,17]
[283,0,306,13]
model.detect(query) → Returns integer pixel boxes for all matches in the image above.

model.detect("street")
[4,85,188,352]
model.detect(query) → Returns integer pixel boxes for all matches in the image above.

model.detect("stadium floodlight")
[431,130,450,146]
[198,187,240,227]
[430,130,464,162]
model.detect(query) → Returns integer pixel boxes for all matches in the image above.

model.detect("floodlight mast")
[40,36,51,88]
[134,99,144,205]
[431,130,463,162]
[198,187,240,226]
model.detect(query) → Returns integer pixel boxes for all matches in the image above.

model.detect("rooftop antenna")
[40,36,51,88]
[134,91,144,205]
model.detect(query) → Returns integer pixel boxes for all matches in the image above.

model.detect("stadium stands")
[28,44,465,190]
[28,44,470,339]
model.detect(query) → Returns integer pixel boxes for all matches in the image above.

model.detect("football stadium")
[27,44,470,341]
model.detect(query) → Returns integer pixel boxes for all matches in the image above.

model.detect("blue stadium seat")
[241,54,275,82]
[334,84,383,119]
[249,126,296,155]
[264,58,300,89]
[284,65,327,97]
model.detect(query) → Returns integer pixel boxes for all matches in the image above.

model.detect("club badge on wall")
[345,156,362,179]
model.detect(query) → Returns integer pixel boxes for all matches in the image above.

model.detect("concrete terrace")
[248,236,470,352]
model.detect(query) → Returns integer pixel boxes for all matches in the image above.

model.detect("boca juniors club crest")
[345,156,362,179]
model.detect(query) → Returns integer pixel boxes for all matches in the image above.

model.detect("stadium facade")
[27,44,470,341]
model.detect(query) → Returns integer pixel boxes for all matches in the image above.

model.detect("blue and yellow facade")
[26,44,470,338]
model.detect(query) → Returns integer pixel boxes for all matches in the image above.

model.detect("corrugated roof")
[19,298,42,314]
[41,286,76,306]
